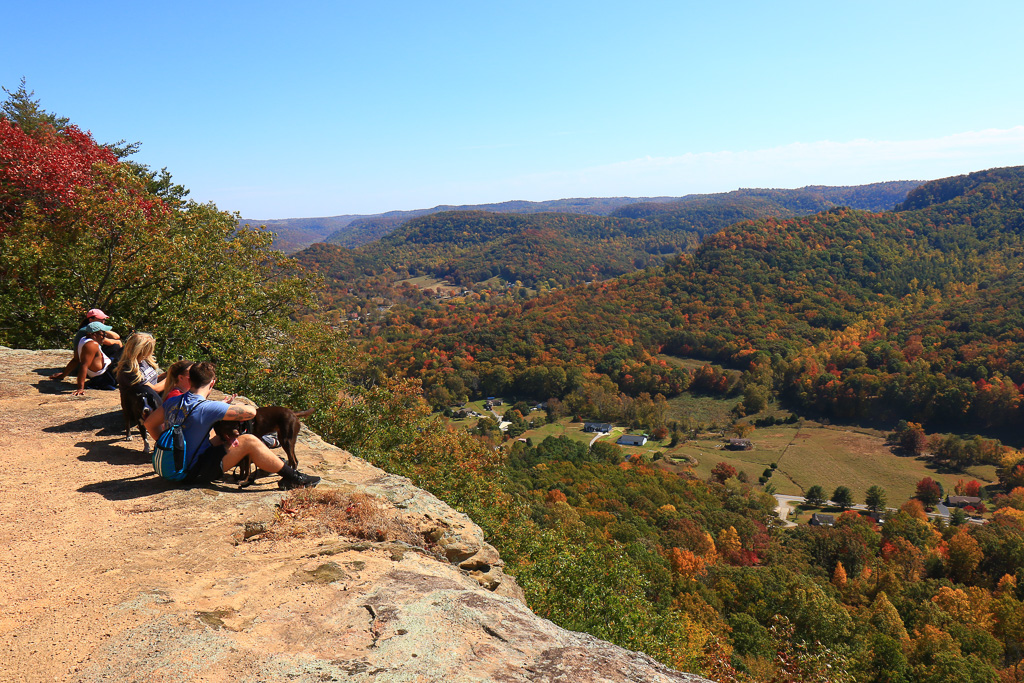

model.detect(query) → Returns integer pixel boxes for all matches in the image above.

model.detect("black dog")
[214,406,314,487]
[118,383,161,454]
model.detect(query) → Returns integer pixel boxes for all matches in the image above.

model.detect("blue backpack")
[152,398,205,481]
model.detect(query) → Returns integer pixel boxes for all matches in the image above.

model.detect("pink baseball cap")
[85,308,109,320]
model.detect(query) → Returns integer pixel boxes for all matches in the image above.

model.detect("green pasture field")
[464,399,489,413]
[613,432,674,461]
[517,421,676,461]
[396,275,462,293]
[452,396,997,508]
[657,354,720,372]
[680,424,998,504]
[446,399,500,430]
[656,354,739,375]
[665,393,738,429]
[519,417,606,446]
[679,438,783,488]
[462,398,513,418]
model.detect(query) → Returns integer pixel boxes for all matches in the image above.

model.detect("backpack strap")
[169,394,206,427]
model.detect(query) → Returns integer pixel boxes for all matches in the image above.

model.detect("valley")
[4,87,1024,681]
[287,166,1024,680]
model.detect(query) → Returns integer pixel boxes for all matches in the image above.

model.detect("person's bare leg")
[222,434,284,472]
[222,434,318,487]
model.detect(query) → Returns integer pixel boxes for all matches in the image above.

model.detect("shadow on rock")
[31,365,70,377]
[32,379,79,395]
[78,467,268,500]
[78,472,170,501]
[43,409,124,436]
[76,438,152,466]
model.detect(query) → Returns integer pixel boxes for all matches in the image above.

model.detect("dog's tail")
[292,408,315,419]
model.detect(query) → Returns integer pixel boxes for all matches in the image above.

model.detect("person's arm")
[150,372,168,393]
[74,341,99,396]
[223,403,257,421]
[145,405,166,441]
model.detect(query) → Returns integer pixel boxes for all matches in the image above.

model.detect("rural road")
[773,494,985,527]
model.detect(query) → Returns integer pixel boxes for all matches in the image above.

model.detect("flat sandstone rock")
[0,347,712,683]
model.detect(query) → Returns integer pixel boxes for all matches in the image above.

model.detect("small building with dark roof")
[946,495,983,508]
[726,438,753,451]
[583,422,612,433]
[809,513,835,527]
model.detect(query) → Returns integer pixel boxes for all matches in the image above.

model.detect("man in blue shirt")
[145,361,319,488]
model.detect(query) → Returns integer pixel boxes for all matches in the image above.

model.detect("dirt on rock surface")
[0,347,712,683]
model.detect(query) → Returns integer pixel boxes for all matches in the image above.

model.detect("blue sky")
[4,1,1023,218]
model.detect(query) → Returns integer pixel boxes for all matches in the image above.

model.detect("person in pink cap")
[49,308,122,381]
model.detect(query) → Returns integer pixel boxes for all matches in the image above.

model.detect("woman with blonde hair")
[116,332,167,413]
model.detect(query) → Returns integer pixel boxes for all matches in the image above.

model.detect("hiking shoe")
[261,433,280,449]
[278,472,321,490]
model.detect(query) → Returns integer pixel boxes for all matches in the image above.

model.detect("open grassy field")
[678,437,782,486]
[657,354,740,375]
[450,397,998,509]
[516,420,674,460]
[665,393,738,429]
[519,417,604,446]
[679,423,998,504]
[612,433,674,460]
[396,275,462,293]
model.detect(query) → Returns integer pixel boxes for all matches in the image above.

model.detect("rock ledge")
[0,347,712,683]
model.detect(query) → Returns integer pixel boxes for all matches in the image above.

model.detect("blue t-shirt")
[162,392,229,474]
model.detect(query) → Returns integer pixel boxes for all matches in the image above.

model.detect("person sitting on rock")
[73,321,124,395]
[115,332,168,415]
[161,359,194,400]
[50,308,122,381]
[144,361,319,489]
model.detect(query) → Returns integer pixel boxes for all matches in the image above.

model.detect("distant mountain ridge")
[321,197,676,248]
[295,180,925,301]
[241,197,676,253]
[241,181,922,253]
[237,214,365,253]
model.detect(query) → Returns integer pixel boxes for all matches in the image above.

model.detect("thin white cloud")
[216,127,1024,217]
[444,126,1024,203]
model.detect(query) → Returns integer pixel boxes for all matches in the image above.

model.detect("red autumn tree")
[915,477,943,507]
[710,461,738,484]
[0,116,117,226]
[954,479,982,497]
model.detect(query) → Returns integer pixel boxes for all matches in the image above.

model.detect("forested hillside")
[295,181,923,315]
[349,168,1024,436]
[323,196,668,247]
[239,196,670,253]
[612,182,920,219]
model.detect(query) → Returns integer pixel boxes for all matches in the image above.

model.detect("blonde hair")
[115,332,160,386]
[162,359,194,399]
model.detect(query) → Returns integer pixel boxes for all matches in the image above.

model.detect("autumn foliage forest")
[3,83,1024,682]
[299,165,1024,680]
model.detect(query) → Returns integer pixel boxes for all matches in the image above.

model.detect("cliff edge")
[0,347,712,683]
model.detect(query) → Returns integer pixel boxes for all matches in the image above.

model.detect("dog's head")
[212,420,242,444]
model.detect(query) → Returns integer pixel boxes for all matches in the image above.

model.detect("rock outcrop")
[0,347,713,683]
